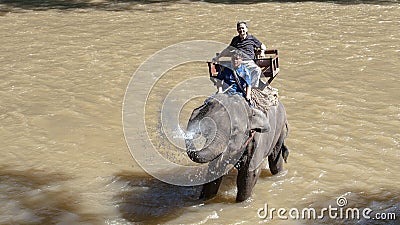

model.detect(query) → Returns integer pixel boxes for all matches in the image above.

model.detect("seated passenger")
[215,52,252,102]
[213,21,267,89]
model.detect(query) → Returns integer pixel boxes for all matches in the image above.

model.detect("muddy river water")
[0,0,399,224]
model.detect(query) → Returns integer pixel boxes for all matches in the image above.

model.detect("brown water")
[1,1,399,224]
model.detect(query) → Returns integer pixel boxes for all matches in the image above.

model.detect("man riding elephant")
[212,21,267,89]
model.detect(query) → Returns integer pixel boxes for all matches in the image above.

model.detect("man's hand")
[246,98,254,107]
[260,43,267,58]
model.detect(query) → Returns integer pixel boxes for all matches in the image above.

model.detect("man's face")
[237,23,248,37]
[232,55,242,68]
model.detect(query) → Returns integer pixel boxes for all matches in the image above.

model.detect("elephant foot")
[268,153,283,175]
[199,177,223,201]
[236,188,253,202]
[236,194,249,202]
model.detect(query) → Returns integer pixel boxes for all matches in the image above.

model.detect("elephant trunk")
[185,139,213,163]
[185,122,228,163]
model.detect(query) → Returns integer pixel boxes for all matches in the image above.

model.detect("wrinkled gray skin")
[185,94,289,202]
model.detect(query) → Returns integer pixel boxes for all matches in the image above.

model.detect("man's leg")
[243,60,262,88]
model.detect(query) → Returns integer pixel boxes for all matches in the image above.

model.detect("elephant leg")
[199,158,225,200]
[268,131,285,175]
[236,164,262,202]
[236,141,261,202]
[200,177,223,200]
[269,149,284,175]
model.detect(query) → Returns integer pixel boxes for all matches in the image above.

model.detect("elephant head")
[185,94,270,164]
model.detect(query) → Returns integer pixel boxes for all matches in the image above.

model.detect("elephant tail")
[284,119,289,138]
[281,120,290,163]
[281,143,289,163]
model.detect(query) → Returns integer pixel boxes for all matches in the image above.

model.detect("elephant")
[185,93,289,202]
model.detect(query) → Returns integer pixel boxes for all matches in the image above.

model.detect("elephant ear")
[250,108,270,133]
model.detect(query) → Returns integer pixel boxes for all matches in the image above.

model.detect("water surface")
[0,1,399,224]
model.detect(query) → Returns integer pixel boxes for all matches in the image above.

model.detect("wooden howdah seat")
[207,49,280,88]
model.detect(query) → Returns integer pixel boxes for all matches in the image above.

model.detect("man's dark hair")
[236,21,248,29]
